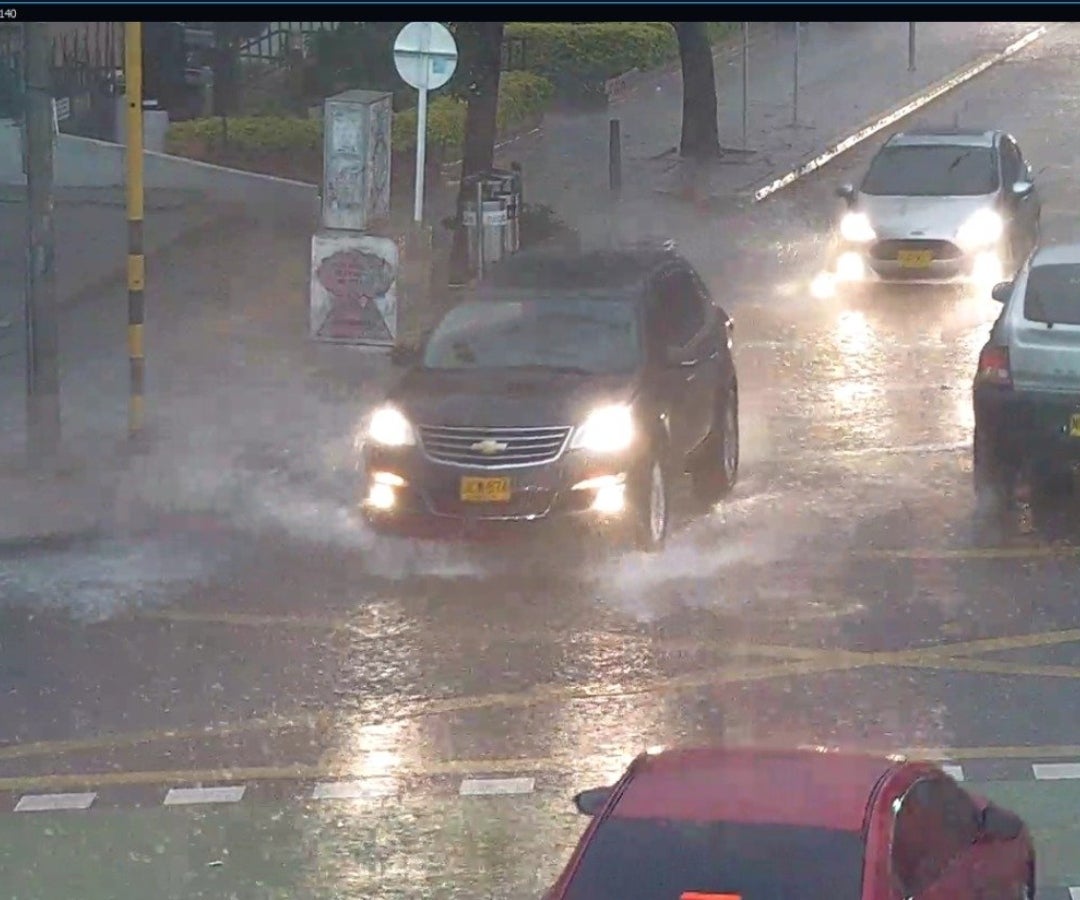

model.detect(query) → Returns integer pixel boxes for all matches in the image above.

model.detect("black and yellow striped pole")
[123,21,145,441]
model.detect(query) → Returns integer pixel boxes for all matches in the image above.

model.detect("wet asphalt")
[5,22,1080,900]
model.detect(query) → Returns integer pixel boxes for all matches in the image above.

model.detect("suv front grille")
[870,239,963,261]
[418,424,572,468]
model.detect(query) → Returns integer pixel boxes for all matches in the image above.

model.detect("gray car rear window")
[1024,264,1080,326]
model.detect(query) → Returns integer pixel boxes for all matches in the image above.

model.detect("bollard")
[908,22,916,72]
[609,118,622,193]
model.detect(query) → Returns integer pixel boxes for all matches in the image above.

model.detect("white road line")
[1068,888,1080,900]
[459,776,536,797]
[752,24,1052,202]
[941,764,965,782]
[162,785,246,806]
[311,780,397,801]
[1032,763,1080,781]
[14,792,96,812]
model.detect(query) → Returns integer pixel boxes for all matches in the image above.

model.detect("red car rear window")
[562,818,864,900]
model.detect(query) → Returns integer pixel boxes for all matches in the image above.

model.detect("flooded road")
[4,22,1080,900]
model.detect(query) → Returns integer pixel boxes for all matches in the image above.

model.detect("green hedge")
[166,71,554,167]
[505,22,739,85]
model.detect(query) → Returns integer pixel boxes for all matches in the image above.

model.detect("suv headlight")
[956,208,1004,249]
[368,406,416,447]
[840,212,876,243]
[570,405,635,453]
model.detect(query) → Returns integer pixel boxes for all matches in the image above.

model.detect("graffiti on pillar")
[367,99,391,223]
[315,247,396,343]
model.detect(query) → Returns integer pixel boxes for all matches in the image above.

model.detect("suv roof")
[482,244,681,296]
[888,128,998,149]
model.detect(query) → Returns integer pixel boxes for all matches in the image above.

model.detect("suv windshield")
[562,817,864,900]
[1024,263,1080,326]
[861,144,999,196]
[421,298,641,373]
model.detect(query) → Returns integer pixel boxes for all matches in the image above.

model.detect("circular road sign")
[393,22,459,92]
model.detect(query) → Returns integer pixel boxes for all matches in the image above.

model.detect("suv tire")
[692,382,739,502]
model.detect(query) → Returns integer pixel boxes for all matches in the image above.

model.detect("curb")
[752,23,1055,202]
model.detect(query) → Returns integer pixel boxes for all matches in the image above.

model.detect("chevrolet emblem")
[471,439,509,455]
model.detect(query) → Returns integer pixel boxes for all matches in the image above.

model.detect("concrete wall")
[0,118,319,227]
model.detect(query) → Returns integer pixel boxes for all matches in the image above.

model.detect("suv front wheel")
[692,382,739,502]
[632,457,670,553]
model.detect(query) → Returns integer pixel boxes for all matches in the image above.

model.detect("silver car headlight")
[840,212,876,243]
[367,406,417,447]
[570,405,635,453]
[956,208,1004,249]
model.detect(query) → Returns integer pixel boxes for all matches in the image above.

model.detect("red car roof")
[612,746,898,832]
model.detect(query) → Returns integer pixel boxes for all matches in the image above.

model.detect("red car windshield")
[561,817,864,900]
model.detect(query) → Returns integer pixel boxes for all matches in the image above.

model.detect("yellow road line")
[856,545,1080,560]
[0,713,327,762]
[10,743,1080,793]
[7,628,1080,763]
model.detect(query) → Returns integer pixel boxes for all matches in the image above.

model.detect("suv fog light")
[837,251,865,282]
[367,482,396,510]
[972,251,1003,285]
[592,483,626,514]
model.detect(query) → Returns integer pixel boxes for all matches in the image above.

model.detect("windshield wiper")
[947,149,974,172]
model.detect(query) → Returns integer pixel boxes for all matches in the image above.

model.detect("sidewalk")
[0,21,1049,544]
[494,22,1043,250]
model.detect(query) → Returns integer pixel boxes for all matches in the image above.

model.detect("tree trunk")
[448,22,505,286]
[673,22,720,160]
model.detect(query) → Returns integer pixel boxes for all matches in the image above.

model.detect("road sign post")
[393,22,458,224]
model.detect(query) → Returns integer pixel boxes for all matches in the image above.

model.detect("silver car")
[973,244,1080,497]
[827,129,1041,290]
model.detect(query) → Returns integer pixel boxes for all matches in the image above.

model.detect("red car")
[545,747,1035,900]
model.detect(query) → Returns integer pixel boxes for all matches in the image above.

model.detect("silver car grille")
[418,424,572,468]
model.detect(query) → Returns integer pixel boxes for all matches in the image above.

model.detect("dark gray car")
[828,129,1041,291]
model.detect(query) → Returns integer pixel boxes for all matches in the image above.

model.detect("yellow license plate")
[1070,414,1080,438]
[897,249,933,268]
[460,476,511,503]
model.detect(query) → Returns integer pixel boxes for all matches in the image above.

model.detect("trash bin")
[461,168,523,278]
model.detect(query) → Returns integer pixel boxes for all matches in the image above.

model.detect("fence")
[0,23,122,139]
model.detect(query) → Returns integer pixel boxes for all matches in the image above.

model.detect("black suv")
[360,245,739,552]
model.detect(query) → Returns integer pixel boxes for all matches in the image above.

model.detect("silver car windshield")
[861,145,999,197]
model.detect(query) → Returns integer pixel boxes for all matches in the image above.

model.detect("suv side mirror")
[991,281,1013,304]
[573,786,612,816]
[979,803,1023,841]
[836,183,857,204]
[1012,180,1034,200]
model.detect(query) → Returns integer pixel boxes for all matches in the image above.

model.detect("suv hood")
[857,193,998,240]
[389,367,641,427]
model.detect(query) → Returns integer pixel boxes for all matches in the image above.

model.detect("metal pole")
[908,22,916,72]
[124,22,145,442]
[475,177,484,281]
[412,25,430,224]
[792,22,800,126]
[741,23,749,149]
[413,86,427,223]
[23,21,61,461]
[608,118,621,192]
